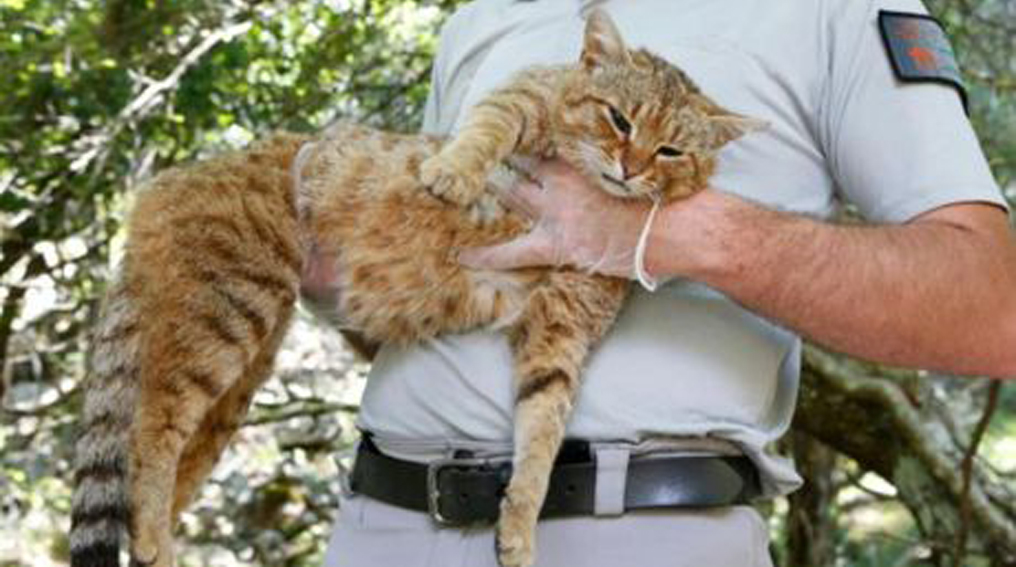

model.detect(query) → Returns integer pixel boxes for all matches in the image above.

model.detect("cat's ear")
[689,93,768,147]
[581,9,630,71]
[708,113,768,147]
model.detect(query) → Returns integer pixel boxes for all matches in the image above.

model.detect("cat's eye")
[656,146,684,158]
[608,106,632,136]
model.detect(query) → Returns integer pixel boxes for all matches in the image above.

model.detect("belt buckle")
[426,455,504,526]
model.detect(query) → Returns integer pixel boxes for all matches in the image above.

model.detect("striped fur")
[72,277,138,567]
[72,133,310,567]
[71,10,757,567]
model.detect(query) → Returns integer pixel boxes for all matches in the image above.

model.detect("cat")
[70,9,760,567]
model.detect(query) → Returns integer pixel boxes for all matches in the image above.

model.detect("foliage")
[0,1,1013,566]
[1,1,459,564]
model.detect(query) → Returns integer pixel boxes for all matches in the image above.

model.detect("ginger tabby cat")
[70,10,760,567]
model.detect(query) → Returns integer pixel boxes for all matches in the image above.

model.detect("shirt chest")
[448,0,839,217]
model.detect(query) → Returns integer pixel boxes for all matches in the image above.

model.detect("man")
[314,0,1015,565]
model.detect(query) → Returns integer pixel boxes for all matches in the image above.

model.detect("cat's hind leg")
[496,273,628,567]
[128,268,298,566]
[170,311,293,523]
[128,318,246,566]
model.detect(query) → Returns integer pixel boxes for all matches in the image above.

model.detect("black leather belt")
[349,435,760,526]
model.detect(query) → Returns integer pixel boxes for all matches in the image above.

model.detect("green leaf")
[0,190,32,212]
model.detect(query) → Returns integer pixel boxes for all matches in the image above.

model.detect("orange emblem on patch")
[907,46,937,71]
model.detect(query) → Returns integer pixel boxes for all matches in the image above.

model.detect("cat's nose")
[620,147,653,180]
[621,157,650,180]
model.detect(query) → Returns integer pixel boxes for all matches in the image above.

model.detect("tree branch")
[798,346,1016,561]
[69,20,254,174]
[245,399,358,427]
[954,380,1003,567]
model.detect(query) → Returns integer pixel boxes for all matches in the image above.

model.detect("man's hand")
[300,244,344,319]
[299,245,381,360]
[459,160,659,281]
[463,157,1016,377]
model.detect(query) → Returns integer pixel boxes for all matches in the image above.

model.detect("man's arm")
[459,162,1016,378]
[647,190,1016,377]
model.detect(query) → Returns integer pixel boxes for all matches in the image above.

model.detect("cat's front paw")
[420,153,487,207]
[495,495,537,567]
[465,192,507,225]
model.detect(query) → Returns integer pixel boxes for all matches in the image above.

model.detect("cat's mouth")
[600,173,630,193]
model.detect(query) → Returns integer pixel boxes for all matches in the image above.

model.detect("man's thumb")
[457,234,550,270]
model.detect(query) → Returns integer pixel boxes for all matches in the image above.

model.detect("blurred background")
[0,0,1013,565]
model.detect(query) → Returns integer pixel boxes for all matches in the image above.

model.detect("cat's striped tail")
[70,276,140,567]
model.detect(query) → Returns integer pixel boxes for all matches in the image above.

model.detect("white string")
[292,141,317,180]
[633,196,661,292]
[290,141,316,214]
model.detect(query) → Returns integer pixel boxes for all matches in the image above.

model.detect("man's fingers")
[458,232,554,270]
[496,180,546,219]
[533,158,573,179]
[300,244,342,298]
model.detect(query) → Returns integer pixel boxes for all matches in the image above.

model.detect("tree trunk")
[785,431,837,567]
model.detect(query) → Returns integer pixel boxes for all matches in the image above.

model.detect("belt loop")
[593,447,629,516]
[337,439,364,498]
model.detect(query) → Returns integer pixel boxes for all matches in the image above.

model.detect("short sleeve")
[421,54,444,135]
[819,0,1008,223]
[422,1,505,136]
[421,8,468,135]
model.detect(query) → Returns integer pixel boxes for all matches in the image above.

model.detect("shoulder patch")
[878,10,967,113]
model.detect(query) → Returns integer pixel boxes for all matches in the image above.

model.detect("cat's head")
[555,9,765,202]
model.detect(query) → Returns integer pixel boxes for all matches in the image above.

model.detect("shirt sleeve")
[421,3,484,136]
[819,0,1008,223]
[421,58,444,135]
[421,14,457,135]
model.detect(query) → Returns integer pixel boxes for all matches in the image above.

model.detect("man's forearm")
[647,191,1016,377]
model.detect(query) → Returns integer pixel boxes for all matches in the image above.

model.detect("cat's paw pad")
[495,497,537,567]
[420,154,486,207]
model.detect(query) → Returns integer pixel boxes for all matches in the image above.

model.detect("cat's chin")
[595,183,633,199]
[595,173,637,199]
[595,176,658,201]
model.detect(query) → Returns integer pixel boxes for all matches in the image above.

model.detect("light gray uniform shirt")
[355,0,1006,497]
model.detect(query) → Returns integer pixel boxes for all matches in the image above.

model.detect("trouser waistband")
[363,432,744,463]
[348,433,761,526]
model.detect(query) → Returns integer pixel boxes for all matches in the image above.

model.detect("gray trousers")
[322,493,773,567]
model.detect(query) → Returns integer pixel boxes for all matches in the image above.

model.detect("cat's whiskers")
[573,140,614,175]
[570,140,639,198]
[627,178,655,198]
